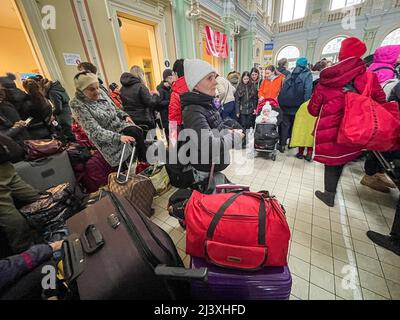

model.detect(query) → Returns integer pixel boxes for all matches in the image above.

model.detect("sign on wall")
[205,26,228,58]
[263,43,274,66]
[63,53,82,66]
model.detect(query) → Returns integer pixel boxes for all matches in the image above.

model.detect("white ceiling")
[0,0,22,30]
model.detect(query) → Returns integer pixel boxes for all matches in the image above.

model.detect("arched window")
[321,36,347,63]
[276,46,300,70]
[382,28,400,46]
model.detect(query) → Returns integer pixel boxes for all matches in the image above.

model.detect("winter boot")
[376,173,396,189]
[366,231,400,256]
[296,147,304,159]
[304,148,313,162]
[315,190,335,208]
[360,175,391,193]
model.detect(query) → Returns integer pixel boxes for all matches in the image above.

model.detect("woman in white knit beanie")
[180,59,243,176]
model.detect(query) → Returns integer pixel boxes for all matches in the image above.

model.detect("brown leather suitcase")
[64,192,190,300]
[108,143,155,217]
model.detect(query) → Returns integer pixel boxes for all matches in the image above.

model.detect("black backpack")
[278,73,306,108]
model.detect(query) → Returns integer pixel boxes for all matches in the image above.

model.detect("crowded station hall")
[1,0,400,302]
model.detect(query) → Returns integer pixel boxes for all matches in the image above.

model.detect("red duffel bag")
[337,72,400,152]
[185,191,290,270]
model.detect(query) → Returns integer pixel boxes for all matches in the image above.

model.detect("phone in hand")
[25,117,33,125]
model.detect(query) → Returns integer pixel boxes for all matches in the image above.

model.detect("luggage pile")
[13,136,292,300]
[166,165,293,300]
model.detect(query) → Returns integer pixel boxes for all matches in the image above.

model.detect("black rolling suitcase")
[63,191,206,300]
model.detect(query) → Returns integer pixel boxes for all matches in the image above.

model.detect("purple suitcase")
[191,257,292,300]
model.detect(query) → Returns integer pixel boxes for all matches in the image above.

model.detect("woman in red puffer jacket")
[308,37,386,207]
[169,59,189,145]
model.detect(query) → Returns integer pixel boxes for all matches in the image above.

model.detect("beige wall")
[19,0,177,95]
[86,0,124,87]
[0,26,38,76]
[36,0,87,96]
[164,5,177,63]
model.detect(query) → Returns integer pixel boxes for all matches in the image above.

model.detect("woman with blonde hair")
[120,65,160,131]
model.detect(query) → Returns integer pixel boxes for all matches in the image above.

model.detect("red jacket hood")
[172,76,189,95]
[319,57,367,88]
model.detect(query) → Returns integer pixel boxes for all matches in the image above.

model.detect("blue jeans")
[221,101,237,121]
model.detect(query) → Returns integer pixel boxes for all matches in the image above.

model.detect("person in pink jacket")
[308,37,386,207]
[368,45,400,85]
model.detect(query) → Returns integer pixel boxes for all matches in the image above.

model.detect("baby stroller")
[253,98,282,161]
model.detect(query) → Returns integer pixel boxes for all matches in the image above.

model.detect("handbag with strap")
[24,139,64,161]
[337,72,400,152]
[140,164,171,197]
[107,143,156,217]
[185,191,290,270]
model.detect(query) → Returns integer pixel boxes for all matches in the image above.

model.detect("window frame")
[381,28,400,46]
[276,45,301,70]
[330,0,364,11]
[320,36,348,63]
[280,0,307,23]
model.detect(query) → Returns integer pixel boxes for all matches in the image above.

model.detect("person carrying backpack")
[308,37,386,207]
[277,57,313,153]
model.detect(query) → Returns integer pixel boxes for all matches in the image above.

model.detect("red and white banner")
[205,25,228,58]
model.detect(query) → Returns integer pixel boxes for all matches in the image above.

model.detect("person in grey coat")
[70,71,147,168]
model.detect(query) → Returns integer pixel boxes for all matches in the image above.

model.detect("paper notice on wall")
[63,53,82,66]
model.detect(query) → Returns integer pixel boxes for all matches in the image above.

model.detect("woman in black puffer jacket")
[181,59,244,174]
[120,66,160,131]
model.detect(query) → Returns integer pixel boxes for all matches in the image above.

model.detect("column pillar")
[306,39,317,63]
[239,30,256,72]
[172,0,196,58]
[363,28,379,54]
[222,0,236,75]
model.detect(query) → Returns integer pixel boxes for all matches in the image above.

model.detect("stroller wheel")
[271,154,277,161]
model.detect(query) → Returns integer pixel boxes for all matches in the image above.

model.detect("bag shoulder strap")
[362,72,375,97]
[372,66,396,73]
[206,192,267,246]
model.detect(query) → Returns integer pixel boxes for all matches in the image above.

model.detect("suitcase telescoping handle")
[116,142,136,184]
[215,184,251,194]
[373,151,395,174]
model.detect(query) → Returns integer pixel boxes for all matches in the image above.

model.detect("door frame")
[15,0,65,84]
[106,0,167,84]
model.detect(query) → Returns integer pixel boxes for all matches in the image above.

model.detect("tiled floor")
[151,148,400,300]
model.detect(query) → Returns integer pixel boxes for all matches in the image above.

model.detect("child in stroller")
[254,98,283,161]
